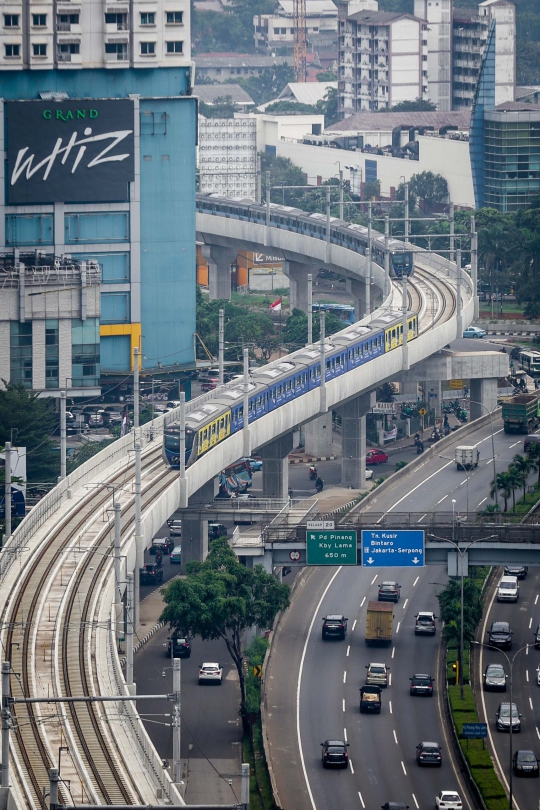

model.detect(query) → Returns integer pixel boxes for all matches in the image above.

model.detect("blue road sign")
[361,529,424,568]
[462,723,487,739]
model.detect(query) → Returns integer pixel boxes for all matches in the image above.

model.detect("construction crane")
[293,0,307,82]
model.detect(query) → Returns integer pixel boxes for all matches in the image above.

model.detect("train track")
[1,443,173,810]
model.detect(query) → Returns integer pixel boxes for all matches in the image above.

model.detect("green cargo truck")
[501,393,540,434]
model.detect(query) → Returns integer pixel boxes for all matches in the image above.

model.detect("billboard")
[6,99,135,204]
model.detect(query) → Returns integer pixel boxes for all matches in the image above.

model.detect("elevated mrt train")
[196,193,415,278]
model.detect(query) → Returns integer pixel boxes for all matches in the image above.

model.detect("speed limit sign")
[289,550,301,561]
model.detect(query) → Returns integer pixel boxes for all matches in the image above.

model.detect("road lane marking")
[358,792,365,808]
[537,728,540,740]
[396,621,401,634]
[417,514,426,523]
[349,759,354,774]
[437,495,448,504]
[530,697,534,710]
[526,670,529,682]
[477,498,487,508]
[344,728,347,742]
[510,441,520,448]
[413,576,419,586]
[381,459,454,515]
[412,794,419,809]
[297,566,342,810]
[403,598,408,609]
[346,645,350,657]
[392,646,396,658]
[389,700,393,714]
[401,761,407,775]
[352,619,357,631]
[526,645,529,656]
[529,617,533,629]
[343,671,347,684]
[371,575,378,585]
[393,730,398,744]
[360,596,366,608]
[389,673,392,687]
[342,699,345,712]
[536,595,539,605]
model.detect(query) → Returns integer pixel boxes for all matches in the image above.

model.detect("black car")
[167,635,191,658]
[378,581,401,602]
[513,750,539,777]
[483,663,507,691]
[535,624,540,650]
[488,621,513,650]
[416,741,442,766]
[504,564,528,579]
[410,674,434,696]
[150,537,175,555]
[322,615,348,640]
[321,739,349,768]
[381,804,409,810]
[208,523,228,541]
[139,563,163,585]
[496,702,521,732]
[524,435,540,453]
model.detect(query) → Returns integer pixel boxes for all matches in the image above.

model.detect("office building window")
[140,12,155,25]
[45,320,59,389]
[5,44,20,57]
[58,43,80,56]
[32,43,47,56]
[71,319,100,388]
[32,14,47,27]
[65,212,129,243]
[166,11,183,24]
[105,43,128,58]
[6,214,54,246]
[58,14,79,25]
[4,14,19,27]
[105,13,127,27]
[10,322,32,388]
[166,41,183,53]
[140,41,155,55]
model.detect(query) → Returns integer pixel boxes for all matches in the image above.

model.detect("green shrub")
[395,460,408,471]
[448,684,475,712]
[461,743,493,769]
[472,770,507,799]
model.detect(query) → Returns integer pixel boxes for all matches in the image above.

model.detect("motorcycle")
[416,441,425,454]
[315,478,324,493]
[457,408,468,422]
[309,466,318,481]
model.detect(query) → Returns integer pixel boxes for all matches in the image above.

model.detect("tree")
[409,171,448,214]
[377,382,397,402]
[490,471,515,512]
[282,308,343,349]
[437,577,484,646]
[391,98,437,112]
[160,538,290,721]
[316,70,338,82]
[316,86,339,127]
[362,180,381,201]
[235,64,295,106]
[265,101,319,115]
[511,454,533,501]
[527,443,540,487]
[199,96,241,119]
[225,309,276,361]
[0,383,59,484]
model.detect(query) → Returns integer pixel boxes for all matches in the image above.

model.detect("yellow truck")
[365,601,393,645]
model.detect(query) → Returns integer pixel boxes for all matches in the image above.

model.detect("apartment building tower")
[0,2,197,393]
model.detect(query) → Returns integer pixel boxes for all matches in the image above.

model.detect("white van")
[497,576,519,603]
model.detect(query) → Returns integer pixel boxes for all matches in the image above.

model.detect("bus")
[312,303,355,324]
[520,350,540,377]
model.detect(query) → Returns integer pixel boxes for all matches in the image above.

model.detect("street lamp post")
[429,532,497,698]
[472,641,532,810]
[440,455,470,513]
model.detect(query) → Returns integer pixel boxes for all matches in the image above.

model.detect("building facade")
[0,4,197,394]
[414,0,452,112]
[338,6,428,116]
[0,253,101,396]
[198,117,257,199]
[254,0,338,53]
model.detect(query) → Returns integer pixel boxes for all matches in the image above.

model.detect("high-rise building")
[414,0,452,112]
[198,117,257,200]
[338,2,428,116]
[0,2,197,397]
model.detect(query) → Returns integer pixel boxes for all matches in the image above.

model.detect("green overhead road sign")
[306,530,357,566]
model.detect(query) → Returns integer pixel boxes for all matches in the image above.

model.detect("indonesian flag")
[270,296,282,312]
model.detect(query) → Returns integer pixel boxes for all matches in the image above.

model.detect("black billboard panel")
[6,99,135,204]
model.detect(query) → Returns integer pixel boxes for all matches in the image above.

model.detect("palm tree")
[490,471,514,512]
[527,443,540,487]
[512,454,533,501]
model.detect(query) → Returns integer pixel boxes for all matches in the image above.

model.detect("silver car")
[483,663,507,691]
[365,662,389,687]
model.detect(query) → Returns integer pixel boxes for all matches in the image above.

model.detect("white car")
[198,662,223,685]
[436,791,463,809]
[365,468,374,480]
[536,665,540,686]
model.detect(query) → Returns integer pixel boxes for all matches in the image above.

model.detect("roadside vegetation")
[490,442,540,512]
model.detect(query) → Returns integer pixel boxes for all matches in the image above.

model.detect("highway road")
[476,572,540,810]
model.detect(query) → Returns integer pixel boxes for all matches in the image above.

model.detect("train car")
[371,310,418,352]
[332,324,385,370]
[251,360,310,411]
[163,402,232,468]
[390,249,415,279]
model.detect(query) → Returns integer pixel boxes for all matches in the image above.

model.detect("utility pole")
[307,273,313,345]
[456,249,463,338]
[326,185,331,244]
[366,201,372,317]
[49,768,59,810]
[449,202,455,263]
[319,311,326,414]
[402,275,409,371]
[126,572,134,688]
[265,171,271,229]
[241,763,250,810]
[60,390,67,481]
[256,154,262,204]
[471,214,479,320]
[172,657,181,785]
[218,308,224,386]
[2,661,10,788]
[384,215,390,297]
[134,442,142,631]
[243,349,251,458]
[114,502,121,602]
[339,169,344,221]
[404,183,409,242]
[133,346,140,431]
[4,442,11,541]
[179,392,186,482]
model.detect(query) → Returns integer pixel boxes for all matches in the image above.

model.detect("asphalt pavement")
[476,571,540,810]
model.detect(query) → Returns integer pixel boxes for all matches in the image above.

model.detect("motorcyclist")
[288,487,294,499]
[315,476,324,492]
[155,548,163,566]
[309,464,318,480]
[416,440,424,454]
